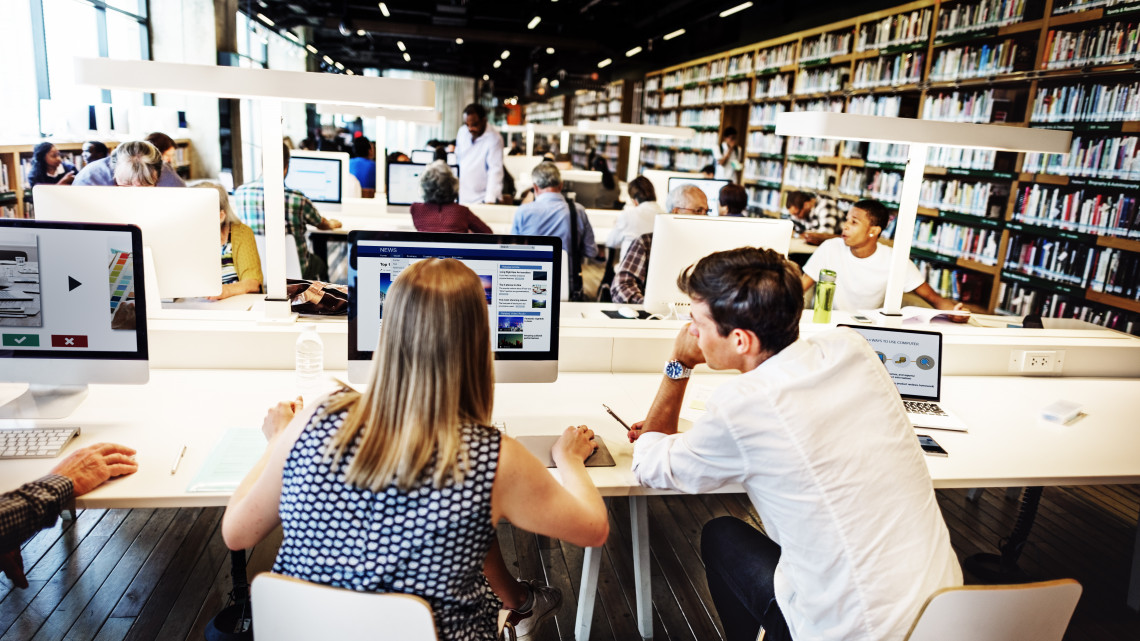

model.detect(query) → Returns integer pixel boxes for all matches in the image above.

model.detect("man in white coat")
[455,103,504,205]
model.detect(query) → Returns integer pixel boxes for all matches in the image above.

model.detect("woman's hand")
[262,397,302,441]
[552,425,598,466]
[59,172,76,186]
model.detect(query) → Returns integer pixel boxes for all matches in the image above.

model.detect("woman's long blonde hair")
[324,258,494,491]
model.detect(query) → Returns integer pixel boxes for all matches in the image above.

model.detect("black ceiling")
[244,0,898,101]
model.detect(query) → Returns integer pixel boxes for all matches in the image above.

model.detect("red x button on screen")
[51,335,88,348]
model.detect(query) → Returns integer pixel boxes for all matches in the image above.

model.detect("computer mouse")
[616,306,638,319]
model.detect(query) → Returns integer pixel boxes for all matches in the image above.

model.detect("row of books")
[784,162,833,190]
[997,281,1138,336]
[926,147,997,171]
[671,151,714,172]
[1029,80,1140,123]
[679,108,722,127]
[847,94,902,117]
[1043,21,1140,69]
[1,205,15,218]
[724,81,750,103]
[1052,0,1133,15]
[928,40,1021,81]
[913,219,1002,264]
[744,159,785,184]
[852,52,924,89]
[661,93,680,109]
[920,179,999,216]
[935,0,1027,36]
[1022,135,1140,180]
[726,53,754,77]
[1089,247,1140,299]
[1004,234,1096,286]
[865,169,903,203]
[1012,183,1139,238]
[644,112,678,127]
[921,89,1000,123]
[856,8,932,52]
[800,31,853,61]
[755,43,797,70]
[839,166,868,196]
[746,187,781,213]
[794,67,847,95]
[748,103,788,127]
[866,142,908,164]
[675,82,750,106]
[754,74,792,99]
[914,259,989,304]
[787,136,840,157]
[747,132,784,155]
[0,160,9,191]
[794,98,844,114]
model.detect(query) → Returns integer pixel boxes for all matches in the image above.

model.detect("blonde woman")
[222,259,608,640]
[193,183,262,299]
[111,141,164,187]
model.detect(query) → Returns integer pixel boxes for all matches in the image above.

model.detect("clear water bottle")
[295,324,324,391]
[813,269,837,323]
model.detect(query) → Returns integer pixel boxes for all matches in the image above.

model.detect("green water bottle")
[813,269,837,323]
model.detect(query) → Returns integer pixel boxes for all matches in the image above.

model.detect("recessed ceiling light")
[305,44,318,54]
[356,29,365,36]
[455,37,464,44]
[719,2,753,18]
[597,58,612,68]
[626,46,642,57]
[256,13,274,27]
[378,2,390,17]
[482,74,489,81]
[322,55,333,64]
[346,69,355,75]
[397,41,406,51]
[664,28,686,40]
[493,59,502,68]
[527,16,541,29]
[403,52,411,62]
[501,50,510,59]
[550,79,559,88]
[283,30,301,43]
[334,61,344,70]
[546,47,555,54]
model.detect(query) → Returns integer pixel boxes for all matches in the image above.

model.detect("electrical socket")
[1009,349,1065,374]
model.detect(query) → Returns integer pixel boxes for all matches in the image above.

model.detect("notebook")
[840,325,970,432]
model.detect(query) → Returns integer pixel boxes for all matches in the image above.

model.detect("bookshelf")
[0,138,194,219]
[637,0,1140,334]
[569,81,632,174]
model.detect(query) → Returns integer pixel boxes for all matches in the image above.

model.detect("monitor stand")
[0,384,89,420]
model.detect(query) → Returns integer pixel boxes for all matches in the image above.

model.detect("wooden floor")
[0,484,1137,641]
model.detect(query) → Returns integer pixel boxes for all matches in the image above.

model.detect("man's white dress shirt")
[455,122,505,204]
[633,329,962,641]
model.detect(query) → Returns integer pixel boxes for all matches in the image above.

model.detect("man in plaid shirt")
[233,144,342,280]
[0,443,137,588]
[786,191,844,245]
[612,185,708,304]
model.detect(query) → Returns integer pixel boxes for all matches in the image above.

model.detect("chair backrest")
[905,579,1082,641]
[251,573,438,640]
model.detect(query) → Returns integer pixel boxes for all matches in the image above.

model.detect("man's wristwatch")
[664,359,692,380]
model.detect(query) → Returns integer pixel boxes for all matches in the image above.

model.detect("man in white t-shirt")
[801,199,965,312]
[626,247,962,641]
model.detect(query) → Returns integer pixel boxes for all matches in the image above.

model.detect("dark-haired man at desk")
[627,247,961,641]
[0,443,138,588]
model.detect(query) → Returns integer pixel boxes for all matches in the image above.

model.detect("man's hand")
[50,443,138,496]
[0,548,28,589]
[802,231,834,245]
[263,397,302,441]
[627,420,646,443]
[673,324,705,369]
[552,425,598,466]
[326,218,342,230]
[58,172,76,186]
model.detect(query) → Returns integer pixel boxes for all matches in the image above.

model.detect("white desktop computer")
[666,176,731,214]
[643,214,794,316]
[0,219,148,419]
[385,161,460,215]
[286,150,350,206]
[347,231,561,384]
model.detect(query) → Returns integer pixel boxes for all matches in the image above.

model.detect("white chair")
[251,572,516,641]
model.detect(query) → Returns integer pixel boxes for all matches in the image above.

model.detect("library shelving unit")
[0,138,195,219]
[520,96,567,153]
[569,81,633,175]
[637,0,1140,334]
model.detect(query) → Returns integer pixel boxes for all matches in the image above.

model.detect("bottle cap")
[818,269,836,283]
[304,323,318,332]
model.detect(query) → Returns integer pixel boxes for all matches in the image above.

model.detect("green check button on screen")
[2,334,39,347]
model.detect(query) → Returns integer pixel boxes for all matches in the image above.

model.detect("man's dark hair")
[144,132,176,154]
[351,136,371,158]
[786,190,815,211]
[677,247,802,353]
[723,126,738,138]
[84,141,109,157]
[700,163,716,175]
[854,199,890,230]
[462,103,487,120]
[433,145,448,162]
[718,183,747,214]
[627,176,656,204]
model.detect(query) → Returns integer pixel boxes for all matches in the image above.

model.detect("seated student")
[801,199,967,313]
[82,141,109,165]
[626,247,963,641]
[699,164,716,179]
[26,143,76,187]
[717,183,748,217]
[786,190,843,245]
[611,184,708,304]
[145,132,181,171]
[410,161,492,234]
[232,144,341,281]
[194,182,262,299]
[511,163,597,274]
[222,258,608,640]
[348,137,377,198]
[111,141,166,187]
[75,140,186,188]
[606,176,662,259]
[386,151,411,165]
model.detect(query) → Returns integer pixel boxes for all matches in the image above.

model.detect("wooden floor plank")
[89,618,132,641]
[150,510,231,641]
[110,509,201,619]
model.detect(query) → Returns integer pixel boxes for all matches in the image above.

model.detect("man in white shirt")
[455,103,505,204]
[627,247,962,641]
[801,199,965,312]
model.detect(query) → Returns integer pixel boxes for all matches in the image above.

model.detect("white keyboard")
[0,427,80,459]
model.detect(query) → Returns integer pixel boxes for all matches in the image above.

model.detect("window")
[0,1,40,138]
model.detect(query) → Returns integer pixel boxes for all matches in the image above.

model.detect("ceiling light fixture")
[626,46,642,57]
[378,2,390,17]
[528,16,541,29]
[305,44,318,54]
[334,61,344,70]
[283,30,300,43]
[346,69,355,75]
[597,58,612,68]
[403,52,411,62]
[664,28,686,40]
[256,13,274,27]
[550,79,559,88]
[493,59,502,68]
[482,74,489,81]
[356,29,366,36]
[546,47,555,54]
[397,41,406,51]
[501,50,510,59]
[455,37,464,44]
[719,2,753,18]
[323,55,334,65]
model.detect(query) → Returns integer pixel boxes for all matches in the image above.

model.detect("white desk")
[1,370,1138,639]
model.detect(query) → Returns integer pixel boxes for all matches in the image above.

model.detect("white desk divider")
[775,112,1072,316]
[74,57,435,321]
[315,104,442,196]
[576,120,696,183]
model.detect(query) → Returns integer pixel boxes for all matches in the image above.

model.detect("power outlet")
[1009,349,1065,374]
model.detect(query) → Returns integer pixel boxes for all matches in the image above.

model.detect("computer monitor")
[642,169,702,209]
[666,177,731,215]
[285,150,350,205]
[643,214,794,316]
[0,219,148,418]
[385,161,461,214]
[348,231,561,384]
[33,186,221,305]
[409,150,460,165]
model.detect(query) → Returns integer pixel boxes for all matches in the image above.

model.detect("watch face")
[665,360,685,379]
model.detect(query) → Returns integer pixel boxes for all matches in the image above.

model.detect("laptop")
[840,325,970,432]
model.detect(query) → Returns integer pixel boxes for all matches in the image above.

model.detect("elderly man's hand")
[50,443,138,496]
